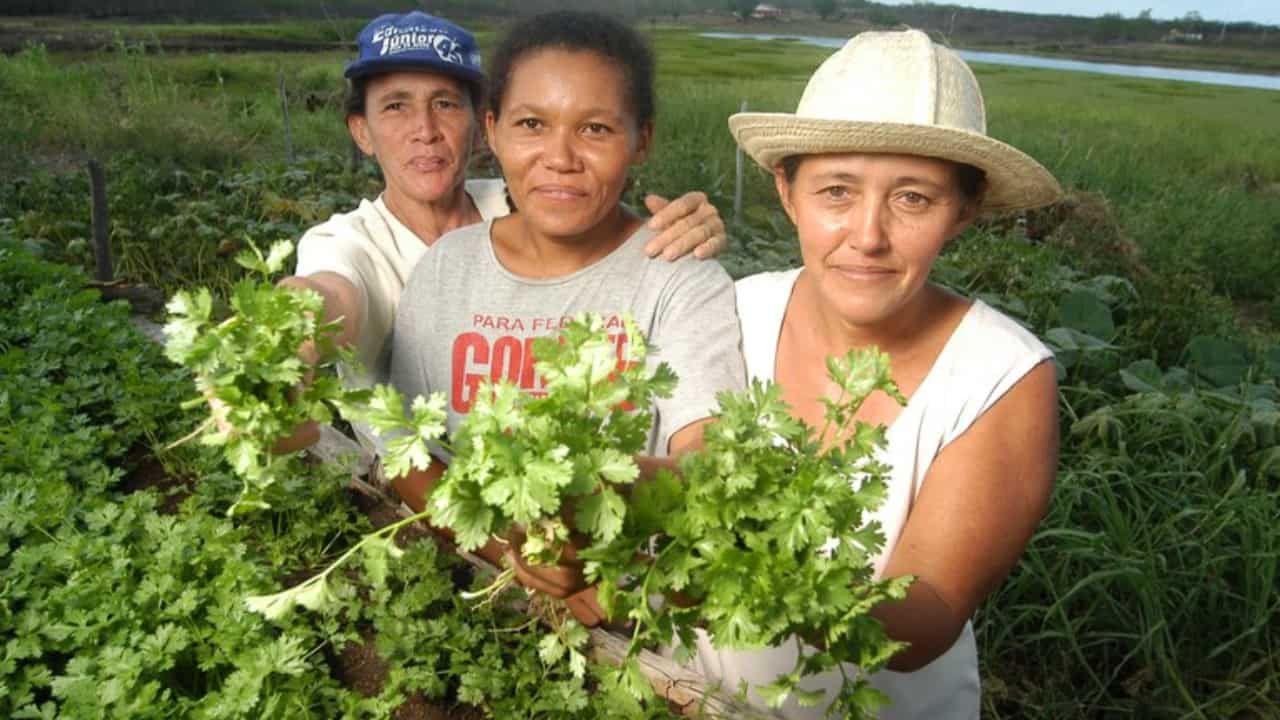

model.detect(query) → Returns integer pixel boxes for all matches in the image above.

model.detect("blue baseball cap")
[344,11,483,85]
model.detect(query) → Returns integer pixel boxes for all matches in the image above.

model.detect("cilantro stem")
[164,415,215,451]
[488,617,540,634]
[817,383,850,449]
[32,523,59,544]
[460,566,516,607]
[269,504,437,599]
[622,541,678,660]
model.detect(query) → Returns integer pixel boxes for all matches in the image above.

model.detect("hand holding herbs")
[430,314,675,580]
[432,332,913,716]
[165,250,913,718]
[163,240,376,515]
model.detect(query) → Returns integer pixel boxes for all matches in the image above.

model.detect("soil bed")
[118,443,195,514]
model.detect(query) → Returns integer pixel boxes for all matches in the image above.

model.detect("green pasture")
[0,15,363,45]
[2,28,1279,719]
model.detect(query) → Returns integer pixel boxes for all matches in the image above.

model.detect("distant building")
[1164,28,1204,42]
[751,4,786,20]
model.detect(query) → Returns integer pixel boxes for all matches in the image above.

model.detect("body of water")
[700,32,1280,92]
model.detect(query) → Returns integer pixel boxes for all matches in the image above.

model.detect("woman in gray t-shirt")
[388,12,746,622]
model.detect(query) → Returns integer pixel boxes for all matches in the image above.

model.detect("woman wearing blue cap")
[272,11,726,459]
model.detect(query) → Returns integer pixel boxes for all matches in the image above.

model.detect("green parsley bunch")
[163,240,374,516]
[163,240,446,617]
[432,313,676,565]
[588,352,914,718]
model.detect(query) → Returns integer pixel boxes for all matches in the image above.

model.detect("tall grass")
[0,42,352,170]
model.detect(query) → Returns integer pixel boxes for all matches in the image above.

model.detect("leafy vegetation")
[161,250,913,716]
[427,320,914,715]
[0,240,689,719]
[162,239,369,515]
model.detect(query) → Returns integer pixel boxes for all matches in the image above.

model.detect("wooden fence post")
[88,159,113,283]
[278,69,295,165]
[733,100,747,226]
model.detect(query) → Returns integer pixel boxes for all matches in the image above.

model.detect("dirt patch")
[348,489,435,546]
[1047,191,1145,275]
[117,444,194,514]
[330,627,484,720]
[1233,299,1279,336]
[331,629,445,720]
[346,488,477,590]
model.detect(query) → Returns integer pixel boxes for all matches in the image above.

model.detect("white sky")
[878,1,1280,26]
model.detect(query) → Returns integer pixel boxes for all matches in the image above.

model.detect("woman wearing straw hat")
[694,29,1063,719]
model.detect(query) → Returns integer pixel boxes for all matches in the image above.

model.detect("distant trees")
[6,0,1277,47]
[1091,9,1180,43]
[2,0,414,19]
[727,0,756,20]
[1092,12,1128,42]
[1178,10,1209,35]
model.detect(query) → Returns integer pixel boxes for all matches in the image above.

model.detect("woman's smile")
[530,183,590,201]
[829,263,896,281]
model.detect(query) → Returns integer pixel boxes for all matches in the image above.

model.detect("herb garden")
[2,25,1278,720]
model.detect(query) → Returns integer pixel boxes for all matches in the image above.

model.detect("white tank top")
[685,268,1053,720]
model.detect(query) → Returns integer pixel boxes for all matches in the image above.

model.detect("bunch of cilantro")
[164,244,911,717]
[586,356,914,717]
[426,317,913,717]
[430,314,674,565]
[163,240,376,515]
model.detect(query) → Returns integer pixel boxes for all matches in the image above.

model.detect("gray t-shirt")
[390,218,746,456]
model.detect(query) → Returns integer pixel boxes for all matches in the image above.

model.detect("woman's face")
[776,153,979,327]
[485,49,651,241]
[347,70,475,209]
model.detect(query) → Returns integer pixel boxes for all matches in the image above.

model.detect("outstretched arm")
[271,272,364,453]
[207,271,363,453]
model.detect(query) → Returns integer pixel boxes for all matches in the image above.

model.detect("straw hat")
[729,29,1062,211]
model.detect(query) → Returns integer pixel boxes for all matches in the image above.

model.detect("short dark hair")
[487,11,655,128]
[344,75,370,117]
[779,154,987,207]
[343,73,483,119]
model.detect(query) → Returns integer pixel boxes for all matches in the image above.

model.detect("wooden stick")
[278,69,295,165]
[733,100,747,227]
[88,159,112,283]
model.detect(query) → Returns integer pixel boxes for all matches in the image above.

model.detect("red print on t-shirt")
[449,314,636,413]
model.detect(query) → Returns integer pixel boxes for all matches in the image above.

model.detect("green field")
[2,24,1279,719]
